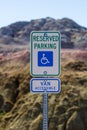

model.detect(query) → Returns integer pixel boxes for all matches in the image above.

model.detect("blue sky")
[0,0,87,27]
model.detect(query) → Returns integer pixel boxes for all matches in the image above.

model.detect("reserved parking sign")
[30,31,61,77]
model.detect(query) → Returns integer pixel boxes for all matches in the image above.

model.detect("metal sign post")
[30,78,61,130]
[30,31,61,130]
[43,91,48,130]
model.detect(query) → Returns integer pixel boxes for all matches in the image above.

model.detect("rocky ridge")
[0,17,87,50]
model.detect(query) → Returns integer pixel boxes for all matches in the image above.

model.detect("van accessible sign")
[30,31,60,76]
[30,78,61,93]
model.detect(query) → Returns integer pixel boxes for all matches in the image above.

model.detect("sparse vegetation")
[0,49,87,130]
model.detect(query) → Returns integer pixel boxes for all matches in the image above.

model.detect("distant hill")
[0,17,87,49]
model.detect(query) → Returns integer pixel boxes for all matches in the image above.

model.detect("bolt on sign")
[30,31,61,77]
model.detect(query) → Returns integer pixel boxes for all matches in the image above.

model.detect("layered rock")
[0,17,87,50]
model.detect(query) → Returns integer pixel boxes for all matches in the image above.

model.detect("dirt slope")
[0,49,87,130]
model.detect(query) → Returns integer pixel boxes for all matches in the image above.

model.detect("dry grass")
[0,49,87,130]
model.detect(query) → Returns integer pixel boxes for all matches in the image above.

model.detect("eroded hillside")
[0,49,87,130]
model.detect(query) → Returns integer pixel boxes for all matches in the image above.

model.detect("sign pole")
[30,31,61,130]
[43,90,48,130]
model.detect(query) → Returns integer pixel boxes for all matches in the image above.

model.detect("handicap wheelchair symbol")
[41,53,50,65]
[38,51,53,67]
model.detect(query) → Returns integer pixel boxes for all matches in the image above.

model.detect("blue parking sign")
[38,51,53,67]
